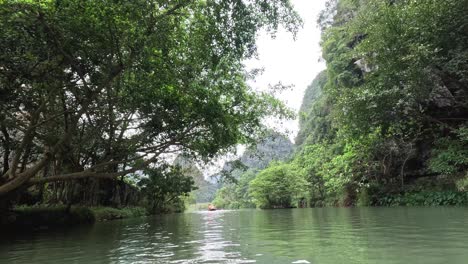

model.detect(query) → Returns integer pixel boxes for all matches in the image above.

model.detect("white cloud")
[245,0,327,141]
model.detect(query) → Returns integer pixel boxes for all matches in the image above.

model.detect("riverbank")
[1,206,148,231]
[186,203,211,212]
[213,189,468,209]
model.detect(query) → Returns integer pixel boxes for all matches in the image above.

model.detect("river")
[1,207,468,264]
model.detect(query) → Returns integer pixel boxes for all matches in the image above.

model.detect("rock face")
[211,132,295,181]
[174,155,218,203]
[295,71,330,147]
[175,133,294,202]
[298,71,326,117]
[240,133,294,171]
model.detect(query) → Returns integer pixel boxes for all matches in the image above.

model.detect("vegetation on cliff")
[214,0,468,209]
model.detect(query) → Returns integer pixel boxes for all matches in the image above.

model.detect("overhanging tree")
[0,0,300,198]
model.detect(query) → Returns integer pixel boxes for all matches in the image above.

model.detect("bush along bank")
[1,206,148,231]
[374,191,468,207]
[0,165,197,231]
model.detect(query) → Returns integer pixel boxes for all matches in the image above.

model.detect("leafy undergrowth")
[91,207,148,221]
[5,206,95,229]
[375,191,468,207]
[2,206,148,230]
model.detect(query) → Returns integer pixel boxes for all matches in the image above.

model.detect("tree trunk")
[1,124,11,176]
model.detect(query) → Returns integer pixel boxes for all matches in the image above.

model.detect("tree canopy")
[0,0,300,198]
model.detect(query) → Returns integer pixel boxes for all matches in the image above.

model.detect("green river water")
[1,207,468,264]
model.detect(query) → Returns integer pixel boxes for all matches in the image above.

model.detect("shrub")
[91,207,147,221]
[376,191,468,206]
[456,176,468,192]
[249,162,308,209]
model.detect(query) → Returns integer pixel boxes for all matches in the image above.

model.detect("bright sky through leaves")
[203,0,327,177]
[245,0,327,140]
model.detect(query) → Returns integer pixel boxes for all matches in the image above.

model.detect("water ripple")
[2,208,468,263]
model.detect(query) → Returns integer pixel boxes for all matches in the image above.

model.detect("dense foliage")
[295,71,331,147]
[212,133,294,209]
[249,162,307,208]
[310,0,468,205]
[2,0,467,218]
[138,167,194,213]
[215,0,468,209]
[0,0,300,213]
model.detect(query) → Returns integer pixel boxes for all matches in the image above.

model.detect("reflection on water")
[1,207,468,264]
[192,211,253,263]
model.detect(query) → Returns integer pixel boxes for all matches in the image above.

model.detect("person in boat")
[208,204,217,211]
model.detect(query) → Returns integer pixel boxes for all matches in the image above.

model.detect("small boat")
[208,204,217,211]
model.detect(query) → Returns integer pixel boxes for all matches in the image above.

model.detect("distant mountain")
[174,155,218,203]
[240,132,294,170]
[209,132,295,182]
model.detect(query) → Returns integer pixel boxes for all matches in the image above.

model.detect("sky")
[245,0,327,141]
[202,0,328,177]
